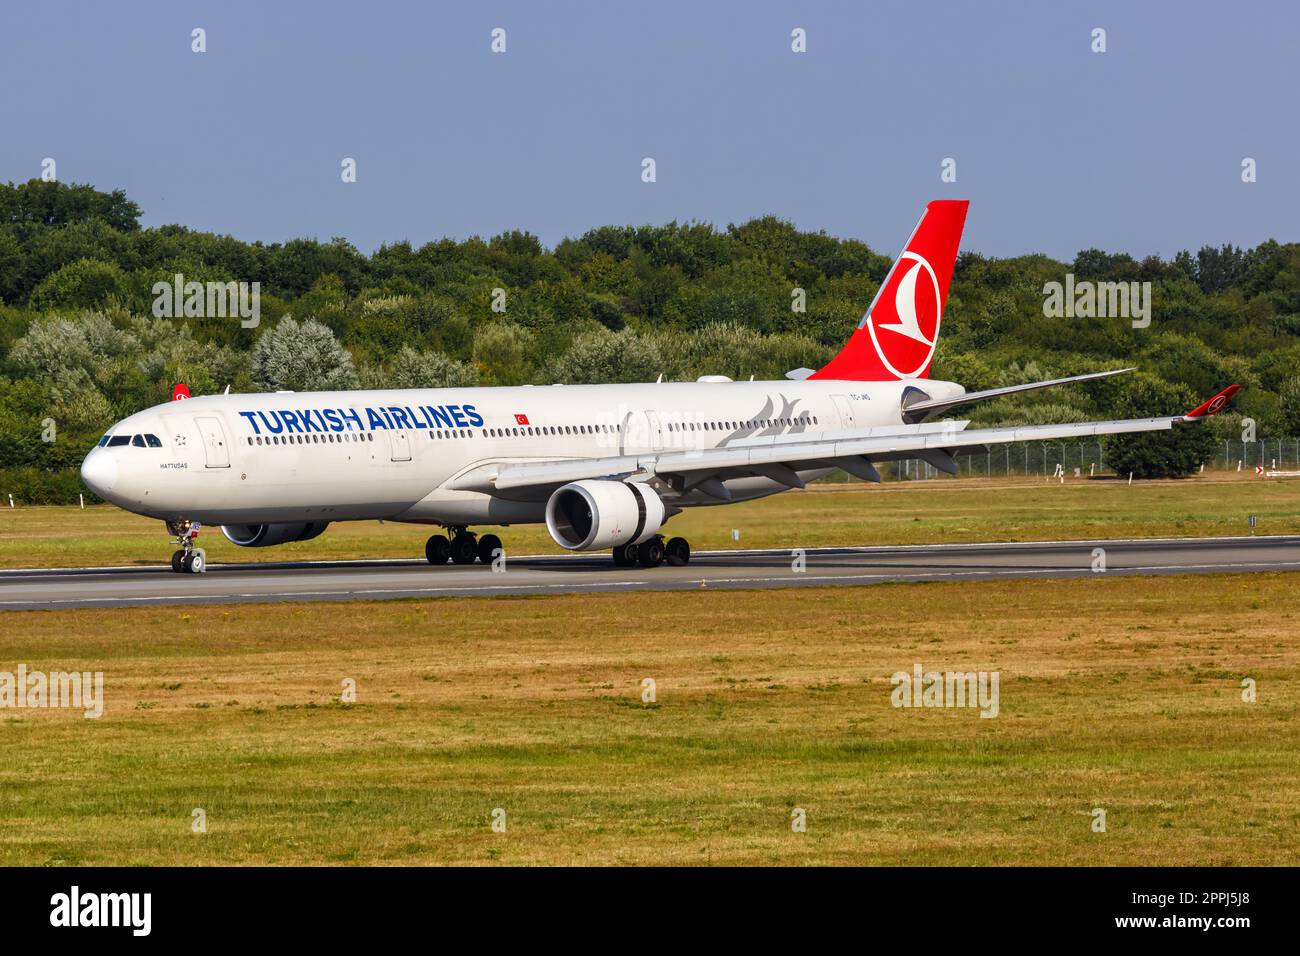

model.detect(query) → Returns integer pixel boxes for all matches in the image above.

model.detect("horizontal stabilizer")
[903,368,1134,422]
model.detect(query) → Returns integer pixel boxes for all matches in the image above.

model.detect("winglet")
[1183,384,1241,421]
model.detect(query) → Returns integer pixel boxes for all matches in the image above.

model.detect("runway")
[2,534,1298,611]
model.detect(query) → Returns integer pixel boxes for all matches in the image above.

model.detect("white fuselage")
[80,377,964,528]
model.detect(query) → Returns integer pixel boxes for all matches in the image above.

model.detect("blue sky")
[1,0,1295,259]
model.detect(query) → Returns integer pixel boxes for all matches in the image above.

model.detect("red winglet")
[1183,384,1241,421]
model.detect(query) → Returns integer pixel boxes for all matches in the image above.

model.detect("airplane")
[79,200,1241,574]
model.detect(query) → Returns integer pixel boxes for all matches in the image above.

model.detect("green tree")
[364,346,480,389]
[250,317,358,391]
[0,179,141,231]
[9,311,139,383]
[1278,376,1300,437]
[1103,374,1216,478]
[546,328,664,384]
[28,259,128,311]
[0,230,23,303]
[472,322,534,385]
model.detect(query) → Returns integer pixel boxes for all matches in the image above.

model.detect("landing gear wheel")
[612,542,639,567]
[450,533,479,565]
[166,520,203,574]
[477,533,503,565]
[637,537,665,568]
[665,537,691,567]
[425,534,451,565]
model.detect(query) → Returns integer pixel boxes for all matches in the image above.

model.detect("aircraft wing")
[452,384,1241,495]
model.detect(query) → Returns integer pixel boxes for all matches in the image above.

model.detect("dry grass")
[1,573,1296,865]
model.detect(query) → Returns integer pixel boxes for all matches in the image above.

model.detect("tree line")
[4,179,1298,500]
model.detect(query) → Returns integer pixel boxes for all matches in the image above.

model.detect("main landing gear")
[166,519,207,574]
[612,535,690,568]
[425,527,504,566]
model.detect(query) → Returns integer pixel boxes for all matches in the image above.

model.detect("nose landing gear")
[166,519,207,574]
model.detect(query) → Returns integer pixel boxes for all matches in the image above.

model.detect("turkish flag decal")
[514,413,530,425]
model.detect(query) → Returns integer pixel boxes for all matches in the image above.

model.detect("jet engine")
[221,521,330,547]
[545,480,665,551]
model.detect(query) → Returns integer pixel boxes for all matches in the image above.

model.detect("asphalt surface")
[1,535,1298,611]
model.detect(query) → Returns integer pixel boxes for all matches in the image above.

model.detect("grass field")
[1,573,1297,865]
[3,472,1299,569]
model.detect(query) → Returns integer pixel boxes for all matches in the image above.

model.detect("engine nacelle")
[545,480,665,551]
[221,521,330,548]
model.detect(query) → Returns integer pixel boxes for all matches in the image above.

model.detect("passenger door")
[830,394,856,430]
[195,416,231,468]
[621,409,665,455]
[389,429,412,462]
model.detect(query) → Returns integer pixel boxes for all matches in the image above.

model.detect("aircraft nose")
[81,450,119,497]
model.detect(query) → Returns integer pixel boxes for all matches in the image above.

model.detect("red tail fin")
[810,200,969,381]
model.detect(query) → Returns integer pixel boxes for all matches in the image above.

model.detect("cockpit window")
[109,433,163,448]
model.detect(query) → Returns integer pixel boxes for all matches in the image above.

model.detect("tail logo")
[867,251,941,378]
